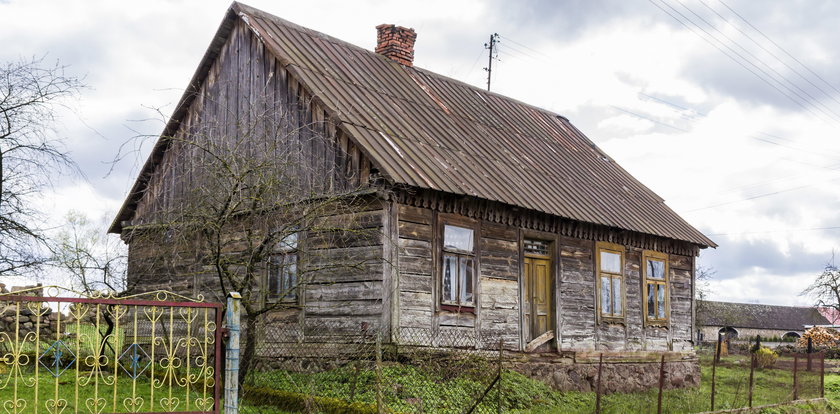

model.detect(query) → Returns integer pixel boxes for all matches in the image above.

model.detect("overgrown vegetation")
[241,354,838,413]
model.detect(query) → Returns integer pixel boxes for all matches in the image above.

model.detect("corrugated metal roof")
[236,3,714,247]
[698,300,829,331]
[111,2,715,248]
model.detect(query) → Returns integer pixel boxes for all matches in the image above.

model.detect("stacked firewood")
[798,326,839,348]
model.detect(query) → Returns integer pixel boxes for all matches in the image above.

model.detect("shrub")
[754,346,778,368]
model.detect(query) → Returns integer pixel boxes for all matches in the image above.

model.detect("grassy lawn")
[0,368,215,413]
[241,354,839,413]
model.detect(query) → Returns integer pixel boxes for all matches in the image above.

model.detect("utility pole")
[484,33,500,91]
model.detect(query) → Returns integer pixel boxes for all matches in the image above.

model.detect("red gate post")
[657,354,665,414]
[595,353,603,414]
[793,354,799,401]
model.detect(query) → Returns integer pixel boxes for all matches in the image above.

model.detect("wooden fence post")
[711,350,718,411]
[807,337,813,371]
[748,353,755,408]
[793,354,799,401]
[657,354,665,414]
[595,353,603,414]
[821,352,825,399]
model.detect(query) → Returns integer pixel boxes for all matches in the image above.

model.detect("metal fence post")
[497,339,503,414]
[657,354,665,414]
[376,331,383,414]
[595,353,603,414]
[225,292,242,414]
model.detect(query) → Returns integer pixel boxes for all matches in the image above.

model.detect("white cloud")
[3,0,840,306]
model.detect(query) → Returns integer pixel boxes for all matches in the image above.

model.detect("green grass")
[0,368,214,413]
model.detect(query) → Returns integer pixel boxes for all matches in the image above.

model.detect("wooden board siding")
[669,254,694,351]
[392,198,698,353]
[557,236,597,350]
[128,19,371,228]
[395,205,434,338]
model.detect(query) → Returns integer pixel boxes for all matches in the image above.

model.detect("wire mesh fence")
[239,320,504,414]
[233,316,829,414]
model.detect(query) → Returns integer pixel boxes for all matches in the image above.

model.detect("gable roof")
[698,300,830,331]
[110,2,715,248]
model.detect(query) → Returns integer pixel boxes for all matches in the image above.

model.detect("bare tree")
[0,57,82,276]
[802,256,840,325]
[123,90,379,383]
[52,210,128,295]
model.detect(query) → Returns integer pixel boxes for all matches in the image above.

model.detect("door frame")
[518,229,559,351]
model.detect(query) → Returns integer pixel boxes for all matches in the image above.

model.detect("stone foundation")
[509,351,700,393]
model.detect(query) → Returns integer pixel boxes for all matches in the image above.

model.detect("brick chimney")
[375,24,416,67]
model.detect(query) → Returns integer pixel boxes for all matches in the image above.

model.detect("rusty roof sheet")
[236,4,714,247]
[111,2,715,248]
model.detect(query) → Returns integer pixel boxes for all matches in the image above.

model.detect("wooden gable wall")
[129,19,374,227]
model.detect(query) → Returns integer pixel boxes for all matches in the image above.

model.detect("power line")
[648,0,838,125]
[697,0,840,110]
[672,0,840,123]
[708,226,840,237]
[718,0,840,99]
[610,105,691,132]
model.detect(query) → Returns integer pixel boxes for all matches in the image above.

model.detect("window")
[441,223,475,308]
[596,242,624,320]
[267,232,298,302]
[643,250,669,325]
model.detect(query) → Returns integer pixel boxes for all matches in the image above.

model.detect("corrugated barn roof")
[111,2,716,249]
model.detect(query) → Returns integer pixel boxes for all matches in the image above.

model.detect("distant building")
[697,300,829,341]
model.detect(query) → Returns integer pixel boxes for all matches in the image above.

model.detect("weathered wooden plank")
[398,221,433,242]
[398,204,433,225]
[400,273,433,293]
[307,228,383,249]
[306,260,384,283]
[400,291,432,309]
[480,221,517,241]
[305,300,382,316]
[399,309,433,328]
[315,209,384,230]
[304,281,382,301]
[399,255,432,275]
[438,312,476,328]
[398,238,432,257]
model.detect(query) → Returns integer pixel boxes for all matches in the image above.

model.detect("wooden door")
[524,255,552,341]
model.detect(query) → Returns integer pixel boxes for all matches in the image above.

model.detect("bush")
[755,346,778,368]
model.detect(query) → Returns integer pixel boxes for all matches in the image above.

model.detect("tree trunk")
[238,314,258,385]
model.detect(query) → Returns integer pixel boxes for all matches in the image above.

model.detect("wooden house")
[109,2,715,392]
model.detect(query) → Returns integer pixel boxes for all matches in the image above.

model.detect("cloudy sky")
[2,0,839,306]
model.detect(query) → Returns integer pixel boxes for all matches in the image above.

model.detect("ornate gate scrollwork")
[0,286,223,414]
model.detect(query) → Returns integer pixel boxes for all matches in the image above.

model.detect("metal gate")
[0,286,223,414]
